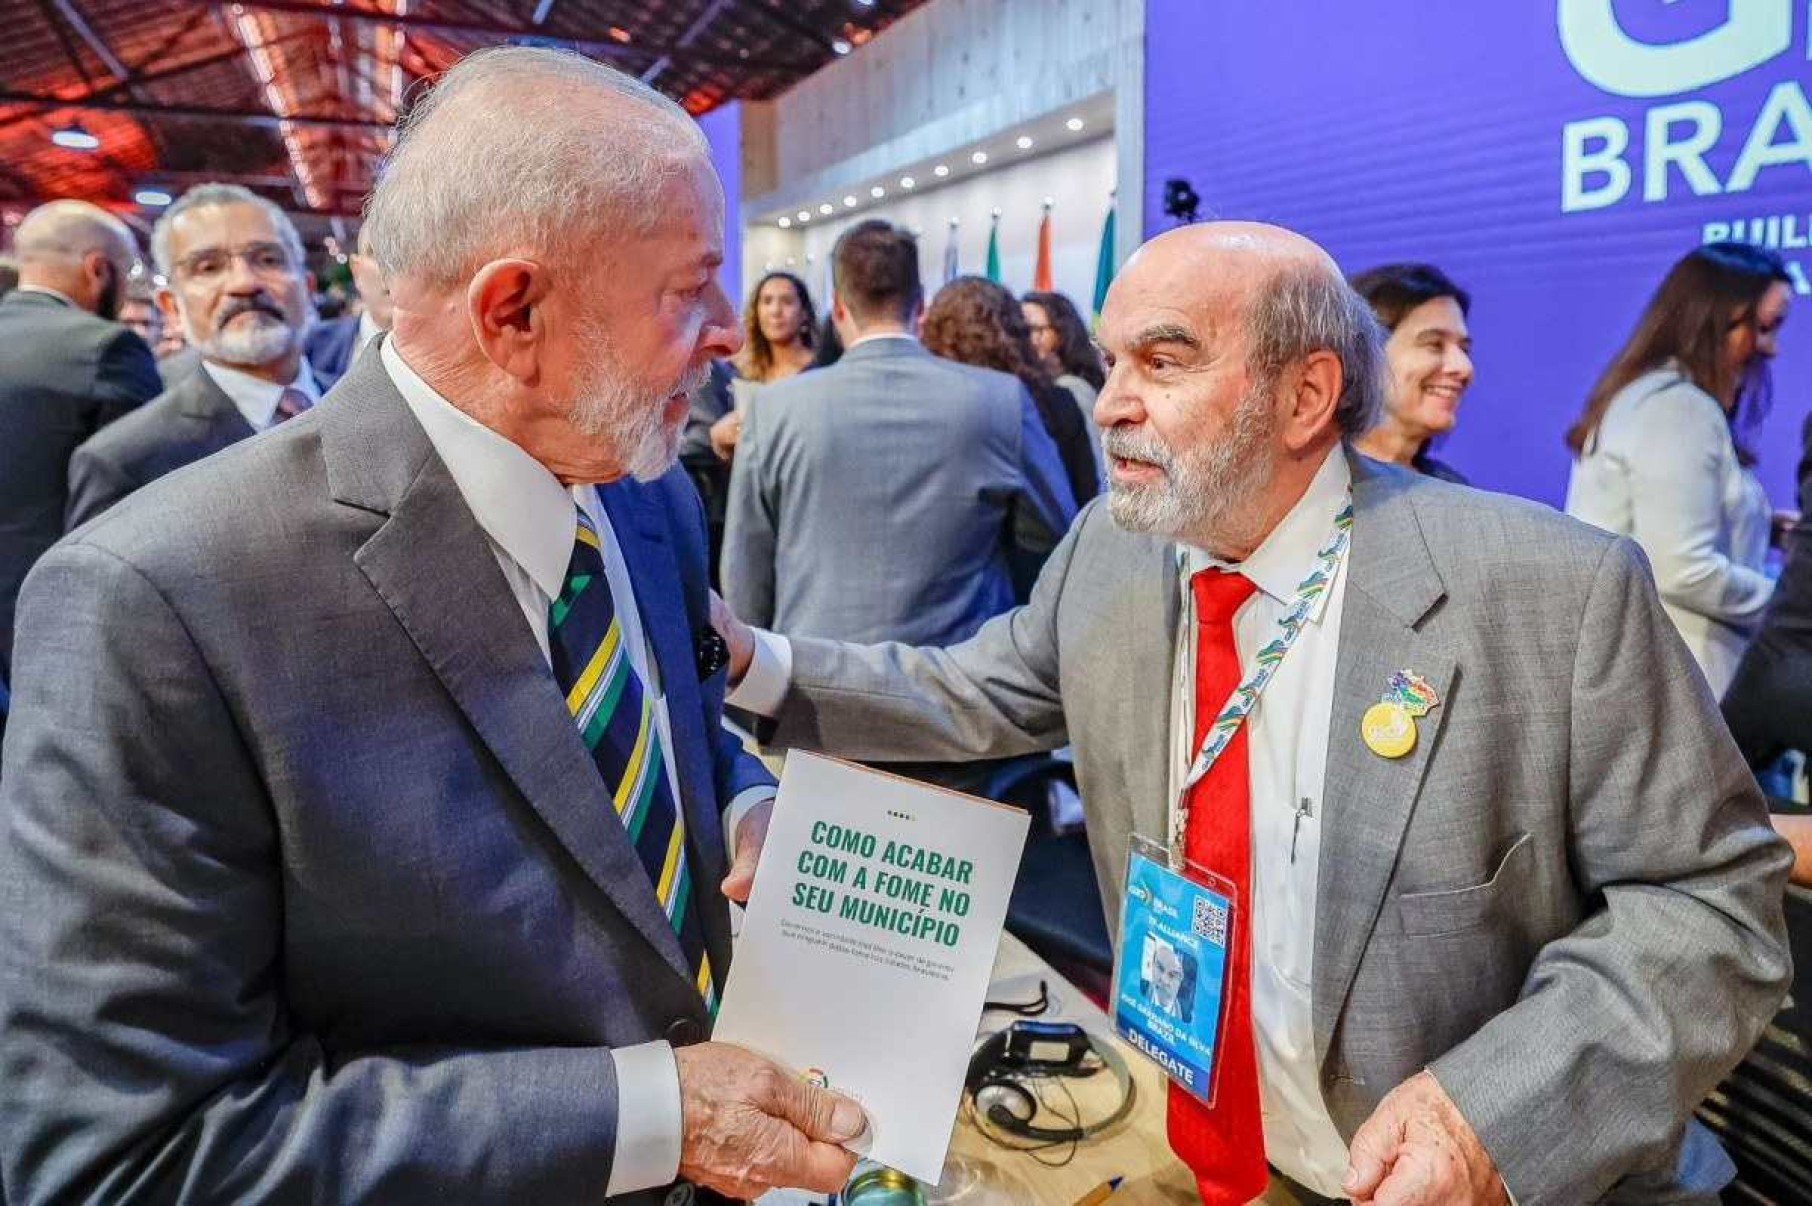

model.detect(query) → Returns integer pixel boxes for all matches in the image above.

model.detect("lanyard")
[1168,499,1354,859]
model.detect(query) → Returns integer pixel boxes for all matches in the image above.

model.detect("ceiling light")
[1066,116,1085,132]
[899,175,915,189]
[933,164,950,178]
[133,188,172,207]
[608,26,631,43]
[831,38,852,55]
[797,209,812,222]
[843,194,858,207]
[819,203,834,215]
[778,216,792,228]
[51,121,100,151]
[870,185,885,199]
[970,150,988,165]
[1016,135,1034,150]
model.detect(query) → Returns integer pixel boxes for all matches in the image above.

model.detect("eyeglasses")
[174,241,295,283]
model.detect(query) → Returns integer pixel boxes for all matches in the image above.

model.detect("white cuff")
[726,628,793,717]
[605,1040,683,1195]
[723,785,777,864]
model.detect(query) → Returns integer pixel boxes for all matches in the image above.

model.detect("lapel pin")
[1361,670,1440,760]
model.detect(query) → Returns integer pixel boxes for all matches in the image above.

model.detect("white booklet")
[714,752,1031,1184]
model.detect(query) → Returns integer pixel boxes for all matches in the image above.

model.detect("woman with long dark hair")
[1565,242,1792,692]
[923,277,1100,510]
[1349,263,1474,483]
[1022,289,1106,483]
[709,271,818,461]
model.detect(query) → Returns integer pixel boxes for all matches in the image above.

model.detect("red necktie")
[1169,568,1267,1206]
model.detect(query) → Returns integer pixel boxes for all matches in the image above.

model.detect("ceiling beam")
[50,0,132,84]
[227,0,820,74]
[0,44,260,135]
[0,91,395,132]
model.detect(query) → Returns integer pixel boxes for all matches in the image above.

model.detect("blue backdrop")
[1143,0,1811,506]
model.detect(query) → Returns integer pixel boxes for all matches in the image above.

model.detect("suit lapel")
[596,483,728,893]
[1313,454,1457,1068]
[1126,539,1182,847]
[327,354,690,979]
[177,369,257,445]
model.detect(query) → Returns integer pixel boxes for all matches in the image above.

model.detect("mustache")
[1102,425,1174,470]
[675,362,711,399]
[215,295,287,329]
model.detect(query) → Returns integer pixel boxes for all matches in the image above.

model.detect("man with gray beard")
[715,222,1790,1204]
[65,183,325,527]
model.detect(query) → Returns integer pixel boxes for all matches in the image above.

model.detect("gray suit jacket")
[0,290,159,681]
[766,451,1792,1203]
[0,349,773,1202]
[64,364,257,530]
[722,338,1076,645]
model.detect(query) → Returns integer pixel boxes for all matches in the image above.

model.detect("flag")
[985,213,1001,283]
[1092,201,1117,320]
[942,219,959,284]
[1032,203,1054,292]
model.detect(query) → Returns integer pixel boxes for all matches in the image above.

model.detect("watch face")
[696,628,730,680]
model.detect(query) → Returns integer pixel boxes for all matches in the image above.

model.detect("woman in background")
[1565,242,1792,694]
[1349,263,1474,483]
[711,271,818,461]
[923,277,1100,511]
[1022,290,1107,483]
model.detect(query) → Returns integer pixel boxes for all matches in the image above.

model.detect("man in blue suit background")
[0,47,865,1204]
[306,222,392,383]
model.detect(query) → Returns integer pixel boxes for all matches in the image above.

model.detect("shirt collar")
[380,337,577,602]
[201,356,322,428]
[14,284,78,308]
[1180,446,1351,616]
[847,330,918,350]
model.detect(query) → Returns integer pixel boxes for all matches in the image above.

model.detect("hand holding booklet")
[713,752,1031,1184]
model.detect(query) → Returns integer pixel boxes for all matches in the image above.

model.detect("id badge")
[1111,835,1236,1105]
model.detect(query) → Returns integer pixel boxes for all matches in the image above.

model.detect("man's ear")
[1280,349,1343,452]
[467,258,547,382]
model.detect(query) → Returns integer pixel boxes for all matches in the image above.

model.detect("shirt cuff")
[723,784,777,864]
[605,1041,683,1196]
[726,628,793,717]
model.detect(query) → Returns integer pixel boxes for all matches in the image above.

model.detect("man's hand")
[674,1042,867,1200]
[709,412,744,462]
[710,590,755,686]
[721,797,771,903]
[1344,1071,1508,1206]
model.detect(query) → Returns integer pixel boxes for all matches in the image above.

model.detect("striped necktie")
[274,387,312,423]
[548,505,715,1011]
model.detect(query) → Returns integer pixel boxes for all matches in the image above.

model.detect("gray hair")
[150,183,307,278]
[1244,264,1385,437]
[364,46,709,288]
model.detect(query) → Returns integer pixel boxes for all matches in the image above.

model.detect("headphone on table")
[963,1020,1137,1144]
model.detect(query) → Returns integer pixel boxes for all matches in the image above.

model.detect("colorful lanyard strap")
[1169,499,1354,859]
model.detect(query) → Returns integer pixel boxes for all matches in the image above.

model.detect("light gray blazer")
[0,348,771,1202]
[722,337,1076,645]
[767,450,1792,1204]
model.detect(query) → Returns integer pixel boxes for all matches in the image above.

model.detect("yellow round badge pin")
[1361,701,1416,759]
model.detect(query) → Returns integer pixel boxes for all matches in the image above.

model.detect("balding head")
[1094,221,1382,558]
[364,46,740,487]
[13,200,139,318]
[365,46,708,290]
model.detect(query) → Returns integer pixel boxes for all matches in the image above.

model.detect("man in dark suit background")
[65,183,325,529]
[305,221,393,383]
[0,200,158,713]
[1,47,864,1203]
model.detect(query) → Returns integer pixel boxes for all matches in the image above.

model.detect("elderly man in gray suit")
[717,222,1792,1204]
[721,218,1075,648]
[0,48,867,1204]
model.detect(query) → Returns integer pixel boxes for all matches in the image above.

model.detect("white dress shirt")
[1171,448,1352,1196]
[201,357,321,431]
[382,338,771,1195]
[731,448,1357,1194]
[1564,364,1773,695]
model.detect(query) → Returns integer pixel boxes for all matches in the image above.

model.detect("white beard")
[186,309,301,369]
[1104,382,1279,551]
[566,322,707,483]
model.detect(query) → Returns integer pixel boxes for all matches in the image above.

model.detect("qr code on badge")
[1192,896,1229,946]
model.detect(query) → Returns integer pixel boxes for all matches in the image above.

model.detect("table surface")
[930,933,1203,1206]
